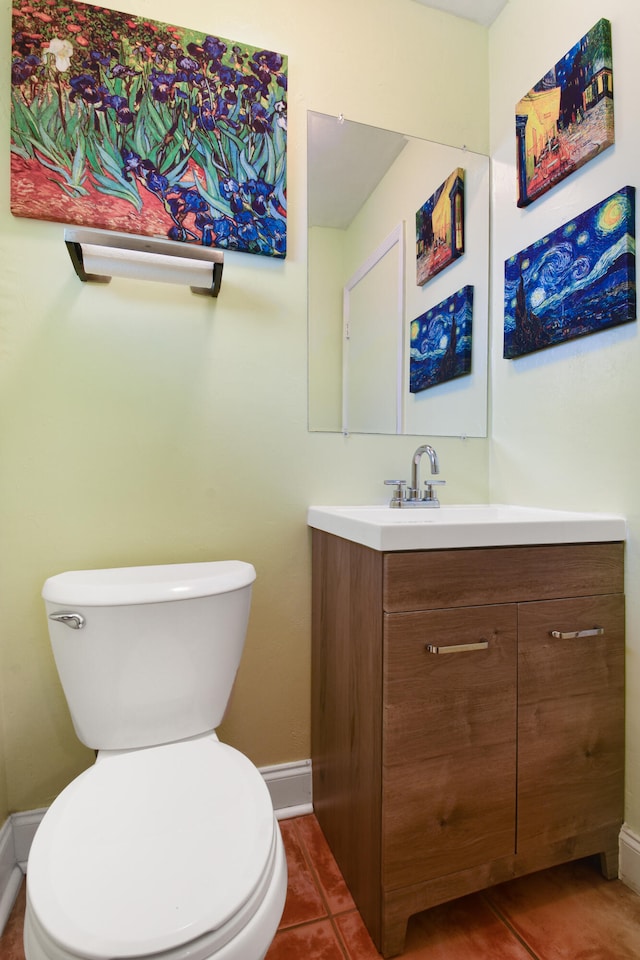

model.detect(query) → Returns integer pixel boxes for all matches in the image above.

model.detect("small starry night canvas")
[504,186,636,360]
[10,0,287,257]
[410,285,473,393]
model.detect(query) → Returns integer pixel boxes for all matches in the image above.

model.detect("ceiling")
[307,113,408,230]
[413,0,508,27]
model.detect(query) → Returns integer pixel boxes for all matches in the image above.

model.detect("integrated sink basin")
[307,503,626,551]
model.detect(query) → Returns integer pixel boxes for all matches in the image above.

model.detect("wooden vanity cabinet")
[311,532,625,958]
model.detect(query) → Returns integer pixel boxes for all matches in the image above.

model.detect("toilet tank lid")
[42,561,256,606]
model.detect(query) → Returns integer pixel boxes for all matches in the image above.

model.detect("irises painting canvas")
[504,187,636,360]
[10,0,287,257]
[516,19,614,208]
[410,285,473,393]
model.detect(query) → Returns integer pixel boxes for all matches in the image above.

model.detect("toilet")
[24,561,287,960]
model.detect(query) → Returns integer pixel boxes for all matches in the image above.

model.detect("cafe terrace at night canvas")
[515,18,614,208]
[416,168,464,286]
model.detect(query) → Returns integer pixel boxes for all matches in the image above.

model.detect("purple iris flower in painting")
[111,63,140,80]
[175,56,201,82]
[11,56,41,85]
[90,49,112,68]
[262,217,286,255]
[215,99,231,120]
[220,177,244,214]
[250,49,283,87]
[194,212,216,246]
[167,226,189,241]
[167,190,208,220]
[192,100,217,131]
[69,74,102,104]
[196,95,231,126]
[249,103,271,134]
[242,179,274,216]
[209,216,239,249]
[216,65,236,86]
[239,74,262,104]
[149,71,176,102]
[253,50,283,71]
[236,210,259,244]
[147,170,170,196]
[186,35,227,68]
[122,152,168,198]
[101,95,133,125]
[202,36,227,61]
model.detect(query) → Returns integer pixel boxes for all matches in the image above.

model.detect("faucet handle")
[384,479,407,508]
[423,479,446,505]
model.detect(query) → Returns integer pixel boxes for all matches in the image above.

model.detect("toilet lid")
[27,737,276,959]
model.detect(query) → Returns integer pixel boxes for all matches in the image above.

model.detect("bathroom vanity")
[308,505,625,957]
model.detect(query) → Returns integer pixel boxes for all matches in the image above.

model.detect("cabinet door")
[517,594,625,854]
[382,604,517,889]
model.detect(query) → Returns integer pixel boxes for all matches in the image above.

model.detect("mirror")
[307,111,489,437]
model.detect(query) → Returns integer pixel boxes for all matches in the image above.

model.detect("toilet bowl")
[24,562,287,960]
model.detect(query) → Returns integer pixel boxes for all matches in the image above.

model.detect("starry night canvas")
[516,19,614,208]
[410,285,473,392]
[504,187,636,360]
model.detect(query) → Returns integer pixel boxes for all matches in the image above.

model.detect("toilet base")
[24,819,287,960]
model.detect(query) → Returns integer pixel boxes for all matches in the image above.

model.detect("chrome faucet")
[384,444,445,508]
[410,444,439,500]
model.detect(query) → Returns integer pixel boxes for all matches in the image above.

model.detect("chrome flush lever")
[49,611,85,630]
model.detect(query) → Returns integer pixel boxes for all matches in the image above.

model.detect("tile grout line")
[481,891,543,960]
[291,817,357,960]
[290,816,333,919]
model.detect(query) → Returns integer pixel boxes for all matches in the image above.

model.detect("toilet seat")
[26,735,278,959]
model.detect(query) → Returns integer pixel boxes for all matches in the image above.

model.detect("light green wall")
[1,0,490,818]
[489,0,640,833]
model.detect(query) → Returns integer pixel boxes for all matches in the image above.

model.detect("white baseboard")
[0,816,25,936]
[12,808,48,872]
[619,823,640,894]
[0,760,312,935]
[260,758,313,820]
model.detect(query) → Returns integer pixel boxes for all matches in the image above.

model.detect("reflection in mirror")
[307,111,489,437]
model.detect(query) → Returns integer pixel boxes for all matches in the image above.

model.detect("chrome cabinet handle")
[49,611,85,630]
[549,627,604,640]
[426,640,489,655]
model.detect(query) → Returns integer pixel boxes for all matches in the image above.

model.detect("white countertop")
[307,504,627,552]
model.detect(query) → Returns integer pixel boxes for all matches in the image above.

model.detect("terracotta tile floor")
[3,814,640,959]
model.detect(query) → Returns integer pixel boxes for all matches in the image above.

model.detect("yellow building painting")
[515,18,614,207]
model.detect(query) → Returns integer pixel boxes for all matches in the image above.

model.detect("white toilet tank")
[42,561,256,751]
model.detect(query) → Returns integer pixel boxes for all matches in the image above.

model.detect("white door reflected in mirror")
[343,225,404,435]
